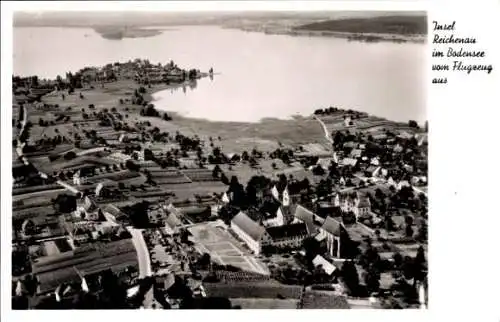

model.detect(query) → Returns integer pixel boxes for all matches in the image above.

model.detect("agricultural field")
[203,281,303,299]
[230,298,299,309]
[159,182,227,201]
[301,290,350,309]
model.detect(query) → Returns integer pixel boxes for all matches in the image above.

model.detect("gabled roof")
[165,211,182,228]
[82,196,98,213]
[231,211,266,241]
[260,199,281,219]
[312,255,337,275]
[341,158,358,167]
[343,142,357,149]
[321,216,343,237]
[293,205,314,222]
[293,205,319,235]
[266,223,308,241]
[350,149,362,158]
[317,158,334,170]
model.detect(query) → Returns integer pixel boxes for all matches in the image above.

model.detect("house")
[334,193,371,221]
[133,150,145,161]
[69,223,94,245]
[316,201,341,219]
[398,131,414,140]
[394,144,404,153]
[148,207,168,225]
[20,217,65,240]
[373,133,388,140]
[416,134,428,146]
[316,157,335,171]
[344,116,352,127]
[74,196,102,221]
[292,205,324,235]
[411,176,421,185]
[231,211,270,255]
[397,180,411,190]
[364,165,379,177]
[181,206,212,223]
[61,216,98,245]
[403,164,414,173]
[316,217,346,258]
[264,222,308,249]
[72,170,86,186]
[350,149,362,158]
[341,157,358,167]
[343,142,357,149]
[263,206,285,227]
[106,152,132,163]
[15,280,27,297]
[31,239,139,296]
[164,204,183,235]
[259,199,283,227]
[312,255,337,275]
[221,192,230,204]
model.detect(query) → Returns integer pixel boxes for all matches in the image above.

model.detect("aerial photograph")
[11,10,428,309]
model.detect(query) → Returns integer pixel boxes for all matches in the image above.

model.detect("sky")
[13,10,426,27]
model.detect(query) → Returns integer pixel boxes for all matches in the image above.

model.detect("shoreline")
[223,25,426,44]
[15,23,426,44]
[149,82,426,127]
[93,26,165,40]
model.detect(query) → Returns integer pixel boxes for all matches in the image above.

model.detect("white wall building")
[231,211,269,255]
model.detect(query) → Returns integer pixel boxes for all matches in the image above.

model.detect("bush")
[125,160,140,172]
[408,120,419,128]
[63,151,77,160]
[48,155,60,162]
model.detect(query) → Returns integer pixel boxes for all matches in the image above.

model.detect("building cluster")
[12,57,427,309]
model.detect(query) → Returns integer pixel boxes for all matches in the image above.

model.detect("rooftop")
[321,216,344,237]
[293,205,320,235]
[266,222,308,240]
[231,211,266,241]
[32,239,138,294]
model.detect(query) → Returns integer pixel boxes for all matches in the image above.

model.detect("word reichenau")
[432,20,476,45]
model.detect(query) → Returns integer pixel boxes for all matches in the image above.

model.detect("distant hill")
[294,15,427,35]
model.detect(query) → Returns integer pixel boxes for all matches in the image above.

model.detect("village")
[12,59,428,310]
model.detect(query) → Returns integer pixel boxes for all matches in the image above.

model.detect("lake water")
[14,26,426,123]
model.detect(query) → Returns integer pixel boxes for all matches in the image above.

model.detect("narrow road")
[314,115,333,144]
[56,180,80,195]
[127,227,152,278]
[126,226,153,308]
